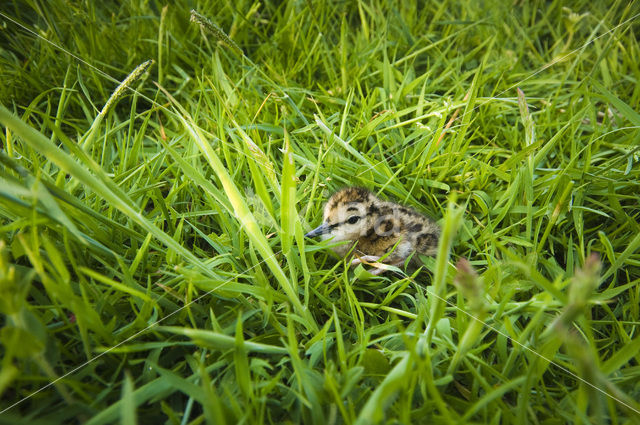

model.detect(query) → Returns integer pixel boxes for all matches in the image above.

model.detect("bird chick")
[305,187,440,275]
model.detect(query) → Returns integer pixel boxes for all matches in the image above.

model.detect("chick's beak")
[305,223,329,238]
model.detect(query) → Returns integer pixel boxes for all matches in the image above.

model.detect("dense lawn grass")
[1,0,640,423]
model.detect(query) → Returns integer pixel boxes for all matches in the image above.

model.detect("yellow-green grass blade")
[155,326,288,354]
[159,96,317,332]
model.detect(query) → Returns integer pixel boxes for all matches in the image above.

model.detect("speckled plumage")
[306,187,440,274]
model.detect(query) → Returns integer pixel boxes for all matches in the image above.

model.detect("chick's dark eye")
[347,216,361,224]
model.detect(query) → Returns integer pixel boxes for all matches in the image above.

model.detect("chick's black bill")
[305,223,329,238]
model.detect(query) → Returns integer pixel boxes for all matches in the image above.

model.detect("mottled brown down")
[306,187,440,274]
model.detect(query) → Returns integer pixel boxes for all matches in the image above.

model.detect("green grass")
[1,0,640,423]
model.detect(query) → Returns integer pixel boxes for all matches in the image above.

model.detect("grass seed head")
[190,9,242,54]
[100,59,154,117]
[454,258,487,314]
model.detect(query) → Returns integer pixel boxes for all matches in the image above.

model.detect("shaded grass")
[1,0,640,423]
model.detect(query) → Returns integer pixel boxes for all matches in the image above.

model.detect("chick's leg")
[351,255,381,266]
[369,260,405,275]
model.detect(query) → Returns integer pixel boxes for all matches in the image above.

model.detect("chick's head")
[306,187,377,242]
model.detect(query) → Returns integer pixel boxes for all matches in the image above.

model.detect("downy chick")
[305,187,440,275]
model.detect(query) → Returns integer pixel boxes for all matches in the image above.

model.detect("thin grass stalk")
[425,195,463,343]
